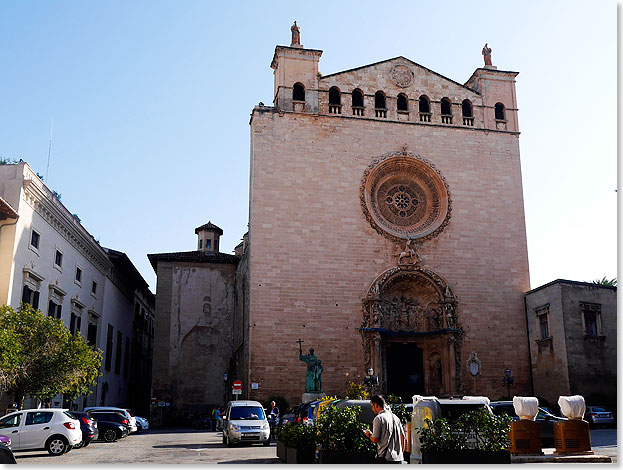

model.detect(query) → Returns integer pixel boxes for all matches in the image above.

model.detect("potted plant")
[418,407,512,464]
[274,423,317,464]
[315,404,376,464]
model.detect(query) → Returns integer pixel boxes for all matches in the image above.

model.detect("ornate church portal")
[361,266,462,400]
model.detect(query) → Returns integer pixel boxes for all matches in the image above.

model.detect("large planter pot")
[286,446,315,464]
[276,441,286,462]
[422,450,511,464]
[318,449,376,464]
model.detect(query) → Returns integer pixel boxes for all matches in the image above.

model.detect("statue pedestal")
[302,392,326,403]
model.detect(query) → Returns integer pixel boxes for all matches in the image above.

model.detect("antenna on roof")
[45,119,53,182]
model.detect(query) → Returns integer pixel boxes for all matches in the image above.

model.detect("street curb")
[512,453,612,463]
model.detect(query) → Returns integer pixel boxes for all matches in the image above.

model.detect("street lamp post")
[501,368,514,400]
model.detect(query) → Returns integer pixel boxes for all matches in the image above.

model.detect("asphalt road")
[13,428,281,464]
[12,427,617,464]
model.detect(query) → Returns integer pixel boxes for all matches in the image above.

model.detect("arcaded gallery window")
[418,95,431,122]
[397,93,408,113]
[440,97,452,123]
[495,102,506,121]
[352,88,364,116]
[329,86,341,114]
[374,91,387,118]
[462,99,474,126]
[293,82,305,101]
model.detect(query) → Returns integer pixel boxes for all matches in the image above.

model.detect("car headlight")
[229,423,240,431]
[262,423,269,430]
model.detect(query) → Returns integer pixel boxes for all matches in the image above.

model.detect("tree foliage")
[591,277,617,287]
[315,404,375,454]
[345,381,369,400]
[0,304,102,408]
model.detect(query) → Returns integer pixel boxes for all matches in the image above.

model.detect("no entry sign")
[233,380,242,390]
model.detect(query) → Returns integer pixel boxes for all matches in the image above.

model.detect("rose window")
[361,154,451,241]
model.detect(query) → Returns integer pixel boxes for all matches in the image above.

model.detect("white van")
[222,400,270,446]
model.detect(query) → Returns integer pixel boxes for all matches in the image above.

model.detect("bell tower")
[195,221,222,253]
[270,22,322,113]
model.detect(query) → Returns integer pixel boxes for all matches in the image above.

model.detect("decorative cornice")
[22,173,111,275]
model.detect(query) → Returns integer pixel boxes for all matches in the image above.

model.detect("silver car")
[222,400,270,446]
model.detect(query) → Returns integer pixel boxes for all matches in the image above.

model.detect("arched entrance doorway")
[361,265,463,401]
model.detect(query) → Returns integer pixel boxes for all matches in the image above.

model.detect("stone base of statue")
[302,392,326,403]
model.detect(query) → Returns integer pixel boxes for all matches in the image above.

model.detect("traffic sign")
[233,380,242,390]
[232,389,242,395]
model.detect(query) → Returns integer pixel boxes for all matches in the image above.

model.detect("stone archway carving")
[360,265,463,395]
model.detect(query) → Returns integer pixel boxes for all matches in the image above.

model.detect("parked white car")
[0,409,82,455]
[84,407,138,433]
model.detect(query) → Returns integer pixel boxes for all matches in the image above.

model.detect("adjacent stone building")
[148,223,240,423]
[524,280,617,409]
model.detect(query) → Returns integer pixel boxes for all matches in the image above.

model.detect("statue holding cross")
[298,339,323,392]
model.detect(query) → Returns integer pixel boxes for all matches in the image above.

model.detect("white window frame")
[28,228,41,255]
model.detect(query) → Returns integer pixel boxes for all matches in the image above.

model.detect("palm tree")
[590,277,617,287]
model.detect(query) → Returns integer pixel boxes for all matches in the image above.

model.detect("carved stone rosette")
[360,150,452,243]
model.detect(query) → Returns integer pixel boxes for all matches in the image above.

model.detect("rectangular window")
[105,324,113,371]
[75,267,82,283]
[535,305,550,339]
[581,302,602,337]
[91,280,98,296]
[22,285,40,310]
[123,337,131,378]
[48,300,62,319]
[54,250,63,268]
[70,313,79,335]
[114,331,123,374]
[199,239,202,249]
[87,323,98,346]
[206,239,211,249]
[30,230,40,249]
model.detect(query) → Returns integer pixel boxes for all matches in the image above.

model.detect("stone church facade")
[242,26,531,404]
[149,25,533,414]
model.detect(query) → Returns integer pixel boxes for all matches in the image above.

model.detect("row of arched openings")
[293,83,507,125]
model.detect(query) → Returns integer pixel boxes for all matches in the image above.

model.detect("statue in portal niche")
[298,339,322,392]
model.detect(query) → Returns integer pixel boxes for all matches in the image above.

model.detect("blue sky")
[0,0,616,291]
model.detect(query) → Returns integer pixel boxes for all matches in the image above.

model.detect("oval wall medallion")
[390,64,414,88]
[360,151,451,242]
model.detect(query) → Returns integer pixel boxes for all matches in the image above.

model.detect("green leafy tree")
[315,404,376,454]
[0,304,102,409]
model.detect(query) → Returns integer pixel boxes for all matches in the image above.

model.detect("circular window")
[361,153,451,241]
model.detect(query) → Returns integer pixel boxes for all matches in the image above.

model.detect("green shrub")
[274,423,316,448]
[345,381,369,400]
[418,407,511,453]
[315,405,375,454]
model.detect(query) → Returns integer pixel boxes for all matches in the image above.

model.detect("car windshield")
[230,406,265,420]
[590,407,607,412]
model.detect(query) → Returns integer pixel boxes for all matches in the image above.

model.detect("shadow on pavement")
[143,428,219,435]
[218,458,281,464]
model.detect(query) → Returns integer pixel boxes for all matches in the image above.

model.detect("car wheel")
[73,440,84,449]
[83,440,90,448]
[137,423,143,432]
[65,445,72,454]
[46,436,68,455]
[103,429,118,442]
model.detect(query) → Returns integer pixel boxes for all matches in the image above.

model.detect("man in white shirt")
[364,395,405,463]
